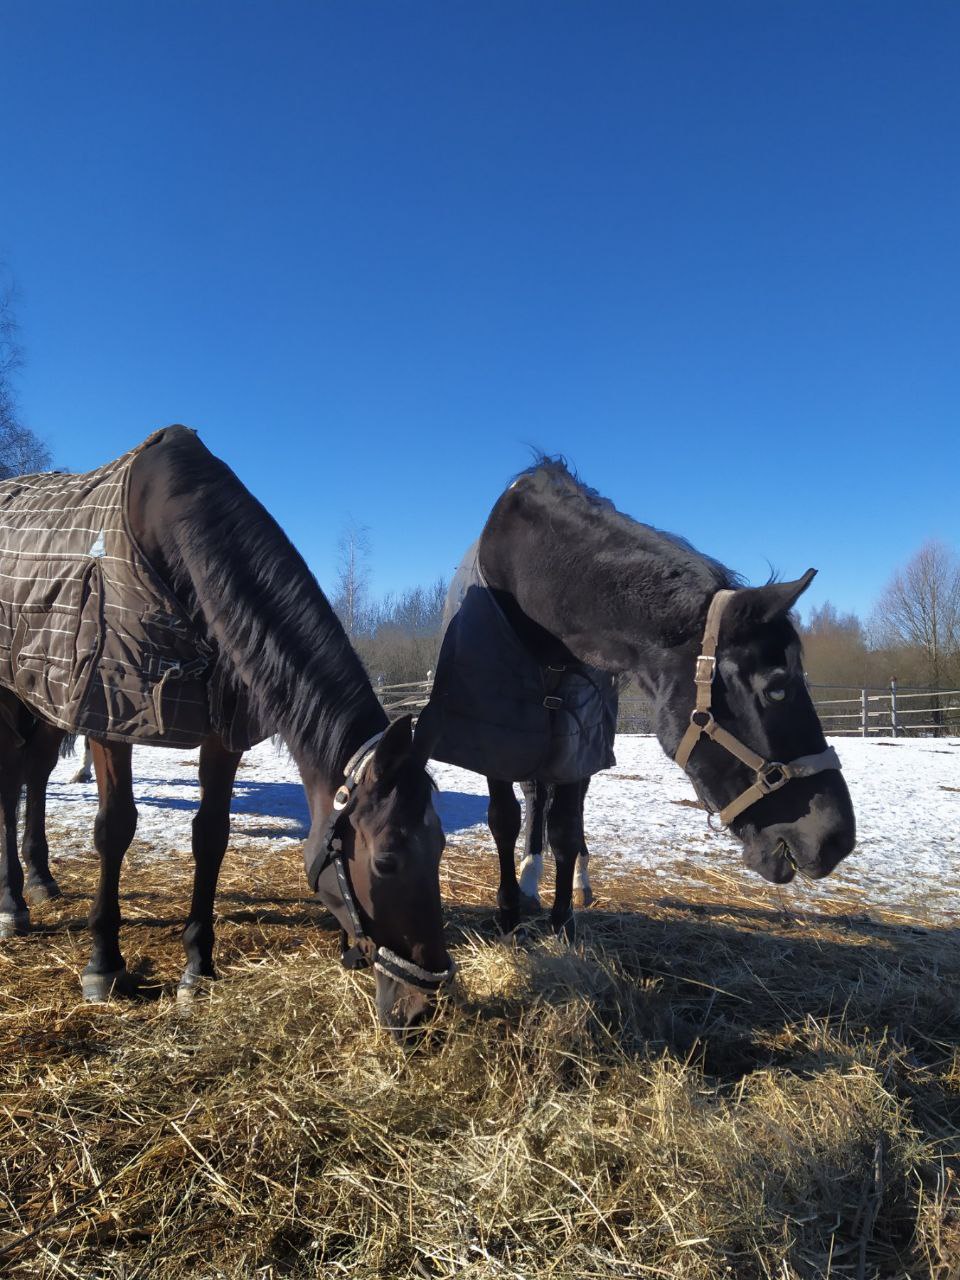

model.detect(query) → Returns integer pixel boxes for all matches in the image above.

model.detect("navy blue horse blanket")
[422,543,618,784]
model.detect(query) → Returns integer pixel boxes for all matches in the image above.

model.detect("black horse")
[0,428,452,1032]
[423,459,855,935]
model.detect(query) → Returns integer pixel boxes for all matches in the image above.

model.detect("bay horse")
[422,459,855,935]
[0,427,452,1032]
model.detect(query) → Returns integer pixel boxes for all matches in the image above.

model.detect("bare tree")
[800,601,882,687]
[0,274,51,478]
[353,578,449,686]
[333,517,371,640]
[870,540,960,685]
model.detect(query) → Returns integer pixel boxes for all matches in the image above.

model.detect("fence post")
[861,688,869,737]
[890,677,898,737]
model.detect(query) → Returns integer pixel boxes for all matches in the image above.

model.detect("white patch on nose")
[518,853,543,905]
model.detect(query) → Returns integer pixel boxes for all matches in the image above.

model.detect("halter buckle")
[756,762,789,795]
[695,655,716,684]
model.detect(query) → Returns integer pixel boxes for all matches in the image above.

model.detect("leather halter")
[305,732,455,994]
[674,590,842,826]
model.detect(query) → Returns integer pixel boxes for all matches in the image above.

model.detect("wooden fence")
[810,680,960,737]
[375,675,960,738]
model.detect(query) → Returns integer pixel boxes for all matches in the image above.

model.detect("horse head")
[664,571,856,883]
[303,714,453,1037]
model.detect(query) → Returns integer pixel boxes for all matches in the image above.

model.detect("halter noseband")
[305,731,455,995]
[674,590,842,826]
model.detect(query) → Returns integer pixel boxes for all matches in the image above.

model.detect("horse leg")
[547,781,584,941]
[517,779,549,911]
[82,739,137,1000]
[0,691,32,934]
[71,737,93,784]
[21,722,66,903]
[179,735,241,999]
[487,778,522,932]
[0,723,28,938]
[572,777,594,909]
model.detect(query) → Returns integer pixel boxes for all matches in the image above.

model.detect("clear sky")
[2,2,957,621]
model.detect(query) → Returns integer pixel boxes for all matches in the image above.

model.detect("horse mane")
[142,428,386,776]
[503,455,743,631]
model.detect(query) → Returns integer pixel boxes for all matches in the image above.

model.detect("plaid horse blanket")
[0,431,267,750]
[423,543,618,784]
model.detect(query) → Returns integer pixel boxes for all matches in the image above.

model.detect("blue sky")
[2,2,957,621]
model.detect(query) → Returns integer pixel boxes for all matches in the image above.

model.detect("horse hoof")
[517,890,542,916]
[0,910,30,938]
[26,880,61,905]
[573,885,594,909]
[71,770,92,784]
[176,972,216,1003]
[81,968,129,1002]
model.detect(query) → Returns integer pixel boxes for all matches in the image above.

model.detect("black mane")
[133,428,386,778]
[486,456,742,647]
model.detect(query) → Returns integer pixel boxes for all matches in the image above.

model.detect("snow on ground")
[44,735,960,920]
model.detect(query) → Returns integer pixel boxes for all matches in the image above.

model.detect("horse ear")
[725,569,817,633]
[368,715,414,782]
[410,701,441,770]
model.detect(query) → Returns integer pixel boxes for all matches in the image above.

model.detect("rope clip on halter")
[305,730,455,995]
[675,589,842,828]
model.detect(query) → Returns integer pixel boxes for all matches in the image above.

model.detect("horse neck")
[139,447,387,788]
[481,527,724,683]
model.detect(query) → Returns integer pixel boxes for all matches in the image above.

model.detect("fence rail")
[374,675,960,739]
[811,680,960,737]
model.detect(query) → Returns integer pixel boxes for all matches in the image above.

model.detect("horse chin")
[374,972,435,1042]
[741,838,797,885]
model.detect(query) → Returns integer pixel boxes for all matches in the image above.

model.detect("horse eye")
[768,687,787,702]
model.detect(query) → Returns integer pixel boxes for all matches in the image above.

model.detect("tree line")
[331,518,447,686]
[801,540,960,690]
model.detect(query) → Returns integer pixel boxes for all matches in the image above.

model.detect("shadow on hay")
[442,900,960,1086]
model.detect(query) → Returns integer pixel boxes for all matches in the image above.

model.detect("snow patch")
[43,735,959,920]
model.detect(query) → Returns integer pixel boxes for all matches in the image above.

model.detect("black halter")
[304,734,455,995]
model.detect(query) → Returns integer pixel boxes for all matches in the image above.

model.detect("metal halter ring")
[332,784,352,810]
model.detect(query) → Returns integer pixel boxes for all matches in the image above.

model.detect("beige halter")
[674,590,842,826]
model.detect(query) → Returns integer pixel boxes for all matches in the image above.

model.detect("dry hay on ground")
[1,837,958,1279]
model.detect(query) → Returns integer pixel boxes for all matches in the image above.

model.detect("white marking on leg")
[518,853,543,905]
[72,745,94,784]
[574,854,590,893]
